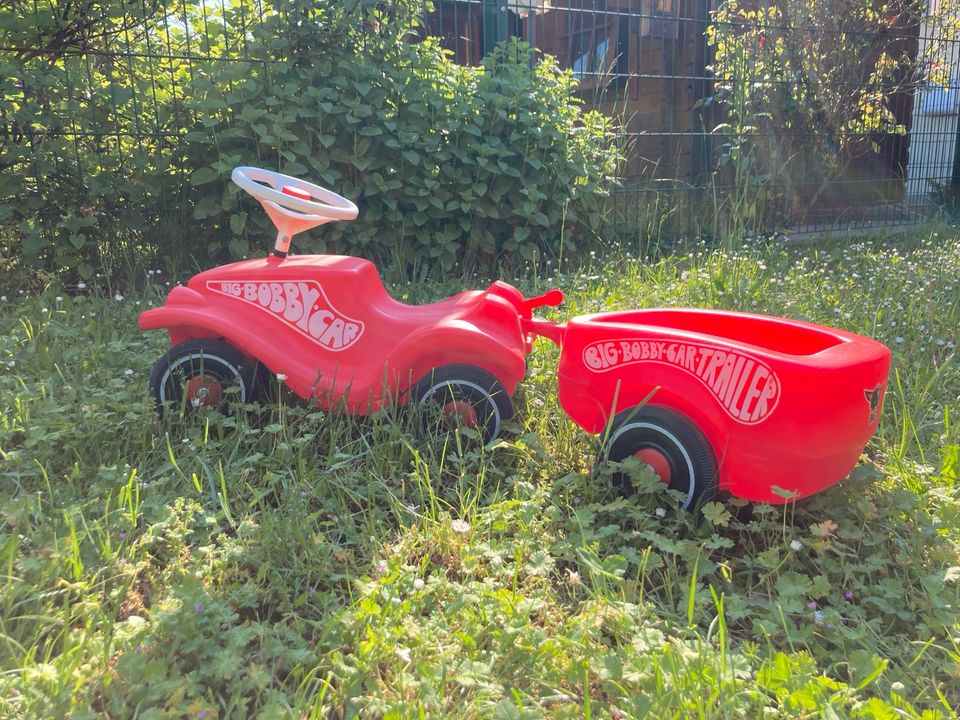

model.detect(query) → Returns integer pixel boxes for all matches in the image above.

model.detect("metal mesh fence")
[425,0,960,235]
[3,0,960,269]
[1,1,270,270]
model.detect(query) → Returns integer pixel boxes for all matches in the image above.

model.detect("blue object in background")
[920,83,960,115]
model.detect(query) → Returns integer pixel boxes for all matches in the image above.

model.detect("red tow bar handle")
[521,288,564,315]
[521,317,565,346]
[519,289,565,348]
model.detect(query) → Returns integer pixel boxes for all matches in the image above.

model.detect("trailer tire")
[604,405,718,511]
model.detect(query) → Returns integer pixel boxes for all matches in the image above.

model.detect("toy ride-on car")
[139,167,561,442]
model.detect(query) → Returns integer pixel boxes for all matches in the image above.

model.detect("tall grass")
[0,230,957,718]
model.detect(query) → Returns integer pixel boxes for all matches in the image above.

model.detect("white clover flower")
[0,296,6,301]
[895,337,904,344]
[413,578,425,590]
[124,368,134,376]
[451,518,470,533]
[790,540,802,551]
[655,507,667,518]
[114,293,124,301]
[395,646,411,663]
[55,296,62,302]
[77,282,86,289]
[6,360,14,368]
[276,373,288,381]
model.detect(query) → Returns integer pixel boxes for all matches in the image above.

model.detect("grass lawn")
[1,231,958,719]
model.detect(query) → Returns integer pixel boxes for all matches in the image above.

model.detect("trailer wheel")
[149,339,261,414]
[604,405,718,511]
[412,365,513,445]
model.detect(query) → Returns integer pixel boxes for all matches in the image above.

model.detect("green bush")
[185,37,621,269]
[0,0,193,281]
[0,0,621,280]
[706,0,959,226]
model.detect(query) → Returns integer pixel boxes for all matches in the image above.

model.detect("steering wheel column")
[231,167,359,257]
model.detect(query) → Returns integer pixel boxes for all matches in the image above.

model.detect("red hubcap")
[635,448,672,484]
[185,375,223,407]
[443,399,478,429]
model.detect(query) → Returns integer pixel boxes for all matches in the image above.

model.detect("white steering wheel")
[231,166,359,255]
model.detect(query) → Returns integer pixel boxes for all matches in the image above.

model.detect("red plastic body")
[139,254,529,413]
[142,252,890,503]
[525,309,891,503]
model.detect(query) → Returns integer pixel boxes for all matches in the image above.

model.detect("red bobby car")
[140,167,891,509]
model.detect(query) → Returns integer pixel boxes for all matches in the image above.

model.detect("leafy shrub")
[184,32,621,269]
[0,0,621,280]
[0,0,193,280]
[706,0,959,225]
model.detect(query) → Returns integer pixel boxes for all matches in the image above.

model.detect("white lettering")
[207,279,364,352]
[580,337,780,424]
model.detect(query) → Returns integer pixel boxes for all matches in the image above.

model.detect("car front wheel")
[149,339,262,414]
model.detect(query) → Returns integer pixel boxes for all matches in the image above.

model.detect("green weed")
[0,231,958,718]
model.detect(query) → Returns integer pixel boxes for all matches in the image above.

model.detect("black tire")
[604,405,718,511]
[149,339,261,414]
[411,365,514,445]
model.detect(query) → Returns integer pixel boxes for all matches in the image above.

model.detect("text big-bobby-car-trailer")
[140,167,891,509]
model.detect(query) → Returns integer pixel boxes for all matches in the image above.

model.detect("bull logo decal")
[863,384,883,424]
[208,280,364,351]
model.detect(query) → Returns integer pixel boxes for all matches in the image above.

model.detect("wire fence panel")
[426,0,960,235]
[1,0,269,273]
[4,0,960,274]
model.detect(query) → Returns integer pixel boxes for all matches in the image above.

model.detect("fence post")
[483,0,511,54]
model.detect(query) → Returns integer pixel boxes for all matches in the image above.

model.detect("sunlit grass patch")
[1,230,958,718]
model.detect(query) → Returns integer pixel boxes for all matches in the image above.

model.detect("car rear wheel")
[604,405,718,511]
[412,365,513,445]
[149,339,262,414]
